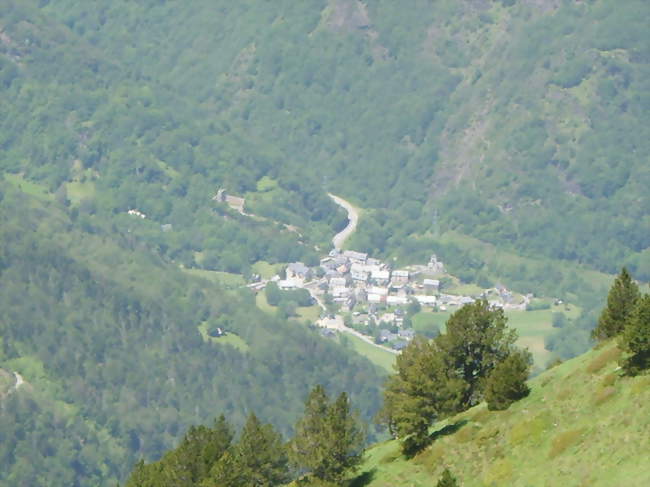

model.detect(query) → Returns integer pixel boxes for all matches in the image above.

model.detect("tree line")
[126,386,364,487]
[125,268,649,485]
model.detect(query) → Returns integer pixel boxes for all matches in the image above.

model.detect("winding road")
[328,193,359,250]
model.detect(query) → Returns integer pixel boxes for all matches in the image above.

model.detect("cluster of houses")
[257,248,528,351]
[319,250,446,311]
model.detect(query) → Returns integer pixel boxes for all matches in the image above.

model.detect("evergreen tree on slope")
[620,294,650,375]
[592,267,640,340]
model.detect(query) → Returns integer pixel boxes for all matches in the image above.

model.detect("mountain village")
[250,249,531,352]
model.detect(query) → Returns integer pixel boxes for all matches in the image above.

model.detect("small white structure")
[414,295,437,306]
[329,277,347,288]
[423,279,440,291]
[286,262,311,281]
[368,293,383,304]
[368,286,389,297]
[343,250,368,264]
[387,295,409,306]
[127,209,146,219]
[371,269,390,284]
[278,279,300,290]
[350,263,369,282]
[331,286,352,298]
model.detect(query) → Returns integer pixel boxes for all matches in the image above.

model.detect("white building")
[329,277,347,288]
[371,269,390,284]
[387,295,409,306]
[414,295,437,306]
[392,270,409,285]
[423,279,440,291]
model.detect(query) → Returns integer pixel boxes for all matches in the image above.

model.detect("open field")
[294,305,321,323]
[198,322,249,352]
[411,304,581,368]
[256,292,321,323]
[340,332,395,374]
[251,260,284,279]
[181,267,246,288]
[66,181,96,204]
[4,173,51,200]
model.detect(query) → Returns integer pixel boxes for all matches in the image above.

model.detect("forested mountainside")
[1,0,649,485]
[0,186,383,485]
[2,0,648,289]
[31,0,650,284]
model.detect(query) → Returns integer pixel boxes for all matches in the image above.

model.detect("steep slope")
[352,341,650,486]
[38,0,650,284]
[0,185,385,486]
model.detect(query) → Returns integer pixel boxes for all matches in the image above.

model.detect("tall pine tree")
[206,413,289,487]
[380,337,465,454]
[620,294,650,375]
[289,385,365,483]
[592,267,640,340]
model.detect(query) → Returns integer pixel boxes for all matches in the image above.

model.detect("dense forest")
[1,0,649,484]
[0,186,383,485]
[2,0,648,284]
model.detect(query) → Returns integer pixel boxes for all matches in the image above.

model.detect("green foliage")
[440,300,517,408]
[125,416,233,487]
[619,294,650,375]
[289,386,365,483]
[485,350,532,411]
[0,187,384,486]
[380,300,521,453]
[436,468,459,487]
[592,268,640,340]
[351,341,650,486]
[208,413,290,487]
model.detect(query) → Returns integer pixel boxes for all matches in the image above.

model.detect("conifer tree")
[380,337,465,454]
[289,385,330,478]
[324,392,365,482]
[239,413,290,486]
[172,415,233,483]
[439,299,516,408]
[485,349,532,410]
[620,294,650,375]
[436,467,459,487]
[205,413,288,487]
[289,385,365,483]
[592,267,640,340]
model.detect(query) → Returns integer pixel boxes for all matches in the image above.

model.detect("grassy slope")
[351,341,650,487]
[340,332,395,375]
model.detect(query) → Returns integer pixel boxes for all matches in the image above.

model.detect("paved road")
[316,314,398,355]
[328,193,359,250]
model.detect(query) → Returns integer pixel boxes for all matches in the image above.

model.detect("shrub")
[485,350,532,410]
[436,468,459,487]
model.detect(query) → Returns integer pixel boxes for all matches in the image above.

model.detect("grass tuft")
[593,386,616,406]
[548,428,585,458]
[586,346,621,374]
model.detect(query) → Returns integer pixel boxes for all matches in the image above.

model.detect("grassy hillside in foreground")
[351,341,650,487]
